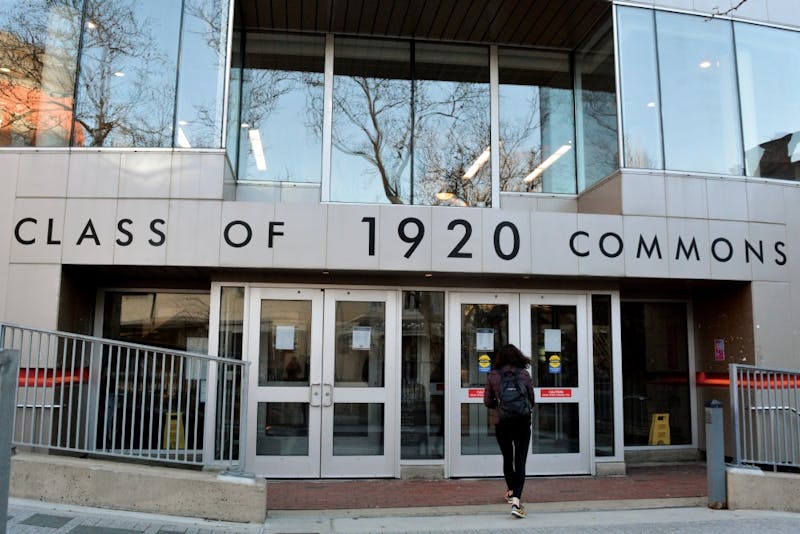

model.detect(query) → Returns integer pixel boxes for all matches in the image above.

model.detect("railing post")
[729,364,741,466]
[705,399,727,509]
[1,349,21,534]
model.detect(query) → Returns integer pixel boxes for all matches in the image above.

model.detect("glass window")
[174,0,230,148]
[226,31,243,170]
[401,291,445,460]
[656,11,742,175]
[499,48,576,194]
[621,302,691,446]
[238,33,324,183]
[617,7,662,169]
[575,18,619,190]
[73,0,181,147]
[592,295,614,457]
[0,0,83,147]
[415,42,491,207]
[332,38,412,203]
[735,23,800,180]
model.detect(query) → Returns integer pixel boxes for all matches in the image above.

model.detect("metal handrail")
[0,322,249,472]
[730,363,800,469]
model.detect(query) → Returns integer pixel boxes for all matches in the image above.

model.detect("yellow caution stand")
[163,411,186,449]
[648,413,670,445]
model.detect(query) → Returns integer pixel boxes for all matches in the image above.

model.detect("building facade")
[1,0,799,478]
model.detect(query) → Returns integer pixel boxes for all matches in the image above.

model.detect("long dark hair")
[493,344,531,369]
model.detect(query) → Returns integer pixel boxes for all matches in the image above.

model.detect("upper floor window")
[0,0,230,149]
[735,22,800,180]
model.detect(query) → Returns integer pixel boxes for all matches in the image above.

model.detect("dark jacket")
[483,364,535,425]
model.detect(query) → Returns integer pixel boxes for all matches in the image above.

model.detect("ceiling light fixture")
[462,146,491,180]
[248,129,267,171]
[523,144,572,183]
[699,60,712,69]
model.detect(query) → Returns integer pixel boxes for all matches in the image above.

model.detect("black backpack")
[497,367,532,421]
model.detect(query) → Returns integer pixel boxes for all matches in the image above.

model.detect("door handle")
[322,383,333,407]
[310,383,321,407]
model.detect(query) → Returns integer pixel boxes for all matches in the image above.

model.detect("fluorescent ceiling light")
[523,144,572,183]
[462,146,490,180]
[176,127,191,148]
[248,128,267,171]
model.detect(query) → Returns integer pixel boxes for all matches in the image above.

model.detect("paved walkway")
[7,499,800,534]
[6,463,799,533]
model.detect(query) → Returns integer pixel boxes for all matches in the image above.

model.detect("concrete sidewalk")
[7,498,800,534]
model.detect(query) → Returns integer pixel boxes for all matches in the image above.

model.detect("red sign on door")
[468,388,485,399]
[540,389,572,398]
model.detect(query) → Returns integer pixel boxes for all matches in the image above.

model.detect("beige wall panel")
[16,152,69,198]
[66,152,121,198]
[165,200,222,266]
[751,281,794,368]
[4,263,61,329]
[118,152,171,198]
[622,172,666,216]
[0,153,20,322]
[170,152,225,199]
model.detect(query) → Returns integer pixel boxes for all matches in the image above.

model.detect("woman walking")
[483,344,535,518]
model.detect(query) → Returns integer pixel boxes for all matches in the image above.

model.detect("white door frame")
[520,293,592,475]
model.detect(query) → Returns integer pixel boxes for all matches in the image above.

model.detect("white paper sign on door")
[352,326,371,350]
[544,329,561,352]
[476,328,494,352]
[275,325,295,350]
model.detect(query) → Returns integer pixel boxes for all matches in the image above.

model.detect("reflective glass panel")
[0,0,83,146]
[499,48,576,194]
[656,12,742,175]
[226,31,243,171]
[592,295,614,457]
[239,33,324,183]
[73,0,181,147]
[218,286,244,359]
[401,291,445,460]
[530,305,578,388]
[735,23,800,180]
[415,42,491,207]
[332,38,412,204]
[621,302,691,446]
[257,402,308,456]
[460,403,497,455]
[334,301,385,387]
[533,403,579,453]
[575,18,618,190]
[174,0,229,148]
[259,299,312,387]
[617,7,663,169]
[333,403,384,455]
[460,303,509,387]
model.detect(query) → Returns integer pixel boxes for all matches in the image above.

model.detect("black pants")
[495,416,532,500]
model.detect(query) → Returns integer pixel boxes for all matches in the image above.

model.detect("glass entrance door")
[246,288,397,477]
[448,292,591,477]
[448,292,519,476]
[520,294,590,474]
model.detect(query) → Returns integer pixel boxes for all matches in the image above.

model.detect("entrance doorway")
[448,292,591,476]
[245,288,397,477]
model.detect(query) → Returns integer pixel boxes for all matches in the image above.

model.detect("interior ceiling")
[235,0,611,50]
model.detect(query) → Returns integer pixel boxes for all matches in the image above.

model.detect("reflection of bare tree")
[0,1,82,145]
[75,0,175,146]
[330,76,411,204]
[320,72,490,206]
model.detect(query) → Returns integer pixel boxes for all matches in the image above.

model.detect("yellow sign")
[549,355,561,368]
[478,354,491,369]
